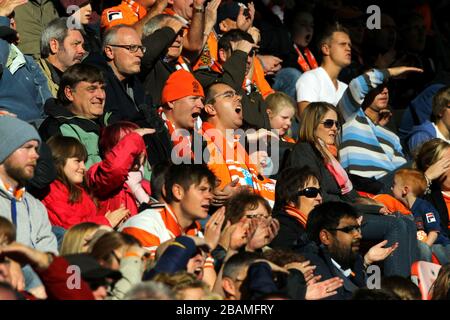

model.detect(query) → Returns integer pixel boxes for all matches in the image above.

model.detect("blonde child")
[266,92,297,143]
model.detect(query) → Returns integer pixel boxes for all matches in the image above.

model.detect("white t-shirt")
[432,123,450,143]
[295,67,348,106]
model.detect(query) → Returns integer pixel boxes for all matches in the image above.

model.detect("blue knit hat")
[0,116,41,164]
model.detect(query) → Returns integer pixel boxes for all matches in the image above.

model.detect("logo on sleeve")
[107,10,123,22]
[425,212,436,223]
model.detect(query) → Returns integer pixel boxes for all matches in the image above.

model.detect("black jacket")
[270,206,310,251]
[194,50,271,130]
[83,54,149,126]
[302,244,367,300]
[139,27,181,106]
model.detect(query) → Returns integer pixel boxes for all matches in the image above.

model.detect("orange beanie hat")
[161,70,204,104]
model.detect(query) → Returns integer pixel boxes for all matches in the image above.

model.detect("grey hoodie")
[0,183,57,254]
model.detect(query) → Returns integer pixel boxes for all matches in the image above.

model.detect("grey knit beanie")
[0,116,42,164]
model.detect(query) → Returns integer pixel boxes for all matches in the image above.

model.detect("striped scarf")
[160,110,194,160]
[284,205,308,228]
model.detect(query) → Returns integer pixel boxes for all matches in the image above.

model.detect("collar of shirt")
[0,177,25,201]
[331,258,353,278]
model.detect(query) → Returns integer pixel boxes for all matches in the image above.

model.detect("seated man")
[120,164,216,255]
[39,64,105,168]
[303,201,398,300]
[201,82,276,206]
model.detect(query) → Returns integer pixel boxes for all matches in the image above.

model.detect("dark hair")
[262,248,306,266]
[222,251,261,280]
[381,276,421,300]
[225,190,272,225]
[273,166,319,212]
[57,64,105,106]
[163,164,216,204]
[47,135,88,204]
[431,86,450,123]
[218,29,254,52]
[431,263,450,300]
[306,201,359,244]
[99,121,139,157]
[317,22,349,54]
[150,162,172,201]
[352,288,400,300]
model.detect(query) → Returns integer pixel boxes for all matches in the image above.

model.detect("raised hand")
[387,66,423,77]
[203,206,226,250]
[236,2,255,32]
[0,0,28,17]
[364,240,399,265]
[105,205,130,228]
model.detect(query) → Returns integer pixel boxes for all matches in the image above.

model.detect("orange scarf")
[284,205,308,228]
[200,122,275,204]
[293,45,318,72]
[160,110,194,160]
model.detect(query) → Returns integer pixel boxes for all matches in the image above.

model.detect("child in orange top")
[392,169,450,264]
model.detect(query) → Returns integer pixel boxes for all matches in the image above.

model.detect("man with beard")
[0,116,57,254]
[0,116,58,297]
[303,201,398,300]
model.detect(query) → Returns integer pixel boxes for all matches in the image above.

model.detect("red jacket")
[42,180,110,229]
[37,256,95,300]
[86,132,150,217]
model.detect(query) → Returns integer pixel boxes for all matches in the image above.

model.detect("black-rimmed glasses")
[327,225,362,234]
[109,44,146,54]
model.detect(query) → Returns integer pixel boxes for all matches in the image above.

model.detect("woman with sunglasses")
[285,101,418,277]
[271,166,322,251]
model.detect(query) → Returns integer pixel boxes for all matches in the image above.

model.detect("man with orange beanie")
[144,69,206,166]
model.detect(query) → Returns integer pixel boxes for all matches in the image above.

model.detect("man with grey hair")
[84,24,149,125]
[37,17,86,97]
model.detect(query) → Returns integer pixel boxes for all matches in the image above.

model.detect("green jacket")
[14,0,59,58]
[39,98,102,169]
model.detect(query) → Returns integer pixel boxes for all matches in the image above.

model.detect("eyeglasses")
[327,225,362,234]
[213,90,240,100]
[297,187,321,198]
[244,213,271,220]
[109,44,147,54]
[320,119,340,129]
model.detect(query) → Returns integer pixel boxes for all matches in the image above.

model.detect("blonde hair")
[153,272,211,300]
[394,169,427,196]
[60,222,101,255]
[414,138,450,174]
[266,92,296,117]
[298,101,341,161]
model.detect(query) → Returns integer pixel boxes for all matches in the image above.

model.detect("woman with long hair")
[285,101,418,277]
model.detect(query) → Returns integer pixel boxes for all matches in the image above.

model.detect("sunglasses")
[297,187,321,198]
[320,119,340,129]
[327,225,362,234]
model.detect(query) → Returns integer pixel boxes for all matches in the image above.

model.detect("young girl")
[86,121,154,216]
[265,91,296,143]
[42,136,129,229]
